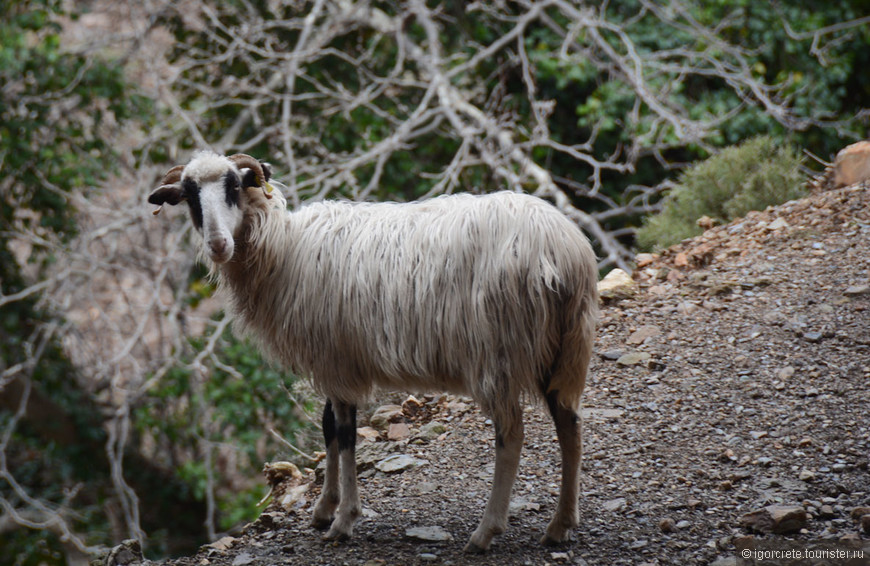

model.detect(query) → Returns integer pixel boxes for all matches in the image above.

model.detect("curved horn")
[228,154,265,184]
[160,164,185,186]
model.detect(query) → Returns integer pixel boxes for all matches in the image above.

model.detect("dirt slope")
[159,185,869,566]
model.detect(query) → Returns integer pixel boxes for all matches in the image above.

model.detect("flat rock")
[803,331,823,343]
[603,497,627,512]
[232,553,255,566]
[509,497,541,515]
[600,350,624,361]
[405,526,453,542]
[627,325,661,345]
[582,408,625,421]
[357,426,380,442]
[387,422,411,441]
[739,505,808,534]
[766,217,789,231]
[375,454,421,473]
[616,352,651,366]
[844,284,870,296]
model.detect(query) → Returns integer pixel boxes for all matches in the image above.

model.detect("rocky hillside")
[133,184,869,566]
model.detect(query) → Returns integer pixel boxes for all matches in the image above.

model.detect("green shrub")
[636,136,806,250]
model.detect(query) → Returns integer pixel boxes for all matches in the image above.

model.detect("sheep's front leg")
[311,399,339,529]
[541,392,582,545]
[323,400,360,541]
[464,403,524,553]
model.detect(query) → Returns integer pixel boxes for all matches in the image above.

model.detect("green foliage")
[0,1,154,562]
[0,0,149,251]
[528,1,866,203]
[636,136,806,250]
[136,317,306,529]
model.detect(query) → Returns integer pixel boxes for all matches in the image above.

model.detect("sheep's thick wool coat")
[221,190,598,425]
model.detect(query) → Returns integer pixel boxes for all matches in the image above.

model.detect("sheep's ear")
[149,164,186,208]
[260,161,272,181]
[148,184,185,206]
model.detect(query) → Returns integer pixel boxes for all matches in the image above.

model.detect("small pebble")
[659,517,676,533]
[803,331,823,343]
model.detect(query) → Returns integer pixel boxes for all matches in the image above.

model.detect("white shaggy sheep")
[149,151,598,552]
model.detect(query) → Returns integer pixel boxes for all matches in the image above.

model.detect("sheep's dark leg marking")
[465,400,523,553]
[541,386,582,545]
[335,404,357,452]
[323,400,360,541]
[311,400,339,529]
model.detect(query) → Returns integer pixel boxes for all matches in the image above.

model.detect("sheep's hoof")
[540,533,565,546]
[540,525,572,546]
[463,540,487,554]
[322,526,351,542]
[310,515,333,530]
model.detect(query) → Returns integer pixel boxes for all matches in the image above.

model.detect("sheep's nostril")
[209,238,228,256]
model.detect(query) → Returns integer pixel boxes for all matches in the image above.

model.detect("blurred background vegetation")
[0,0,867,563]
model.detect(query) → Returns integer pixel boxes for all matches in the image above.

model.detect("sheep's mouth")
[207,239,234,264]
[209,249,234,264]
[210,252,233,264]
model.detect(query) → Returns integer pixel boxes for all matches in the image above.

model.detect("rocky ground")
[154,184,869,566]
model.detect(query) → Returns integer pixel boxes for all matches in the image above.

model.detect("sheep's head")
[148,151,273,264]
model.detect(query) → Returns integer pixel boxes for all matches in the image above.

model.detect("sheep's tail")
[544,261,599,411]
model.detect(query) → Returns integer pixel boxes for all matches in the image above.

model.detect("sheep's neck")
[219,210,285,321]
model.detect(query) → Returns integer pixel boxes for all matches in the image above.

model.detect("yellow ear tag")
[260,178,275,199]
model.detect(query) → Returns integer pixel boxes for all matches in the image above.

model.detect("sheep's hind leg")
[464,402,523,553]
[541,390,582,545]
[311,399,339,529]
[322,400,360,541]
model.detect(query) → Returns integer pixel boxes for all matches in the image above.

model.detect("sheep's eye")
[224,171,240,191]
[182,178,199,196]
[224,172,241,207]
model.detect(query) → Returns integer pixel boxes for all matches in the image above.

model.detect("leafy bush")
[636,136,806,250]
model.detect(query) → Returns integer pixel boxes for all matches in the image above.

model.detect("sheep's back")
[236,191,597,410]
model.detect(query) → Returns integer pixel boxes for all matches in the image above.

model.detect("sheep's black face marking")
[241,168,260,190]
[183,178,203,230]
[224,171,240,207]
